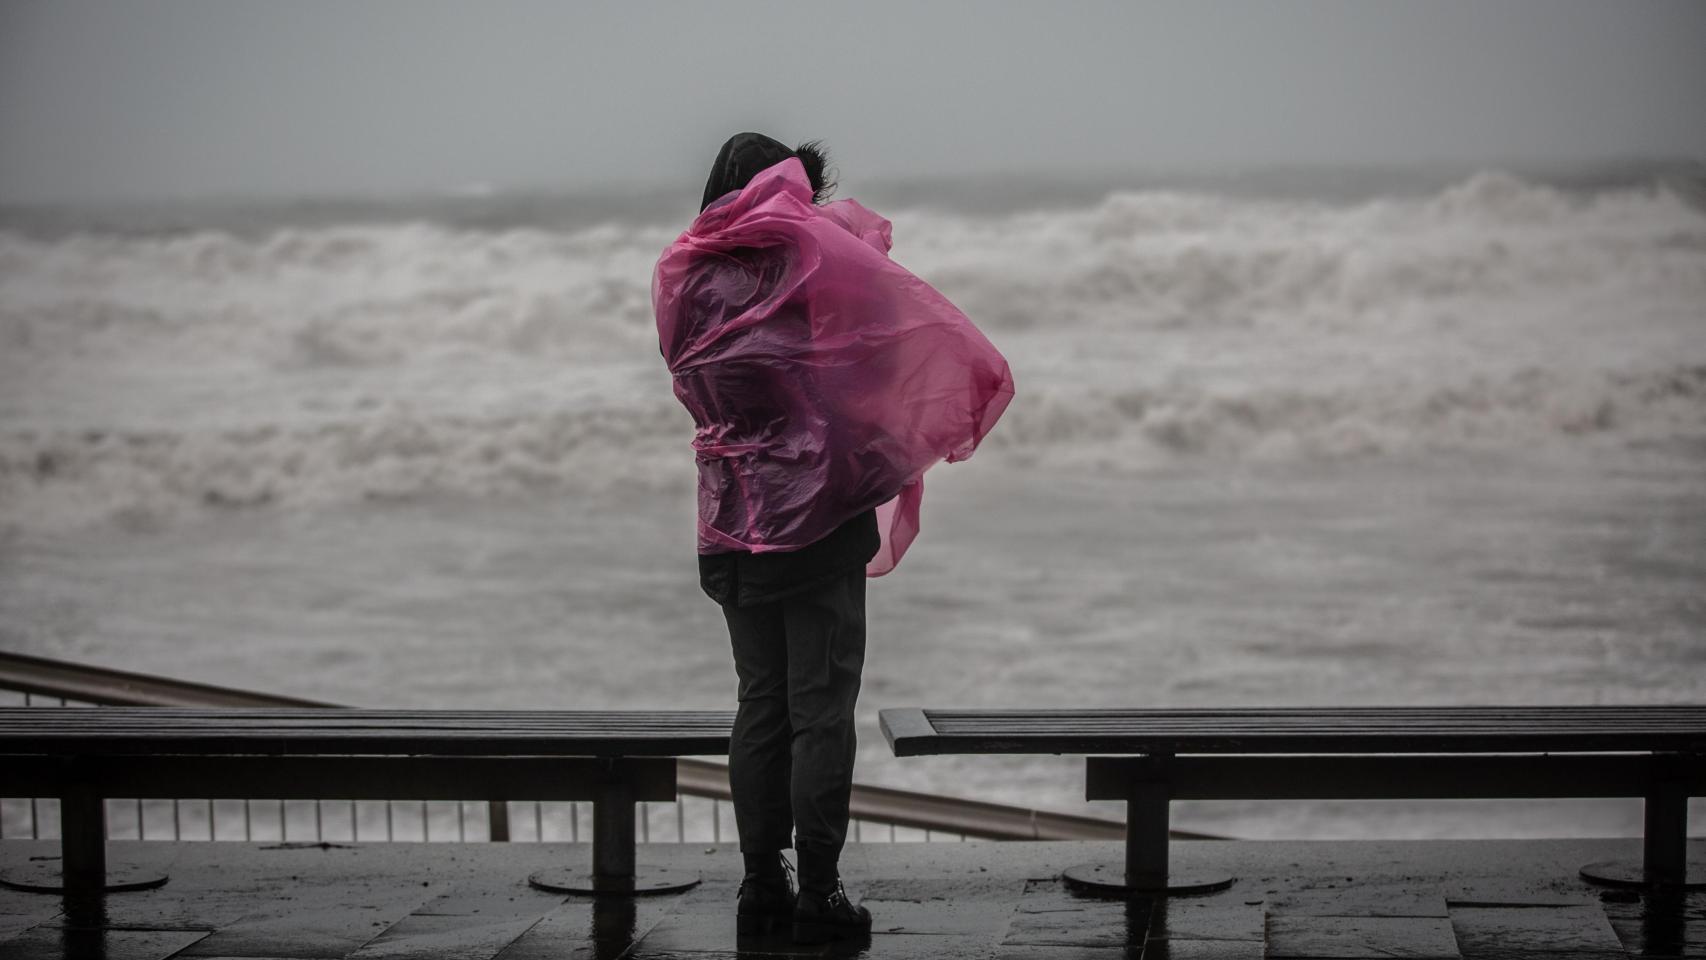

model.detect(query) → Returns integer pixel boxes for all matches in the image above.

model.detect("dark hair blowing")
[792,139,838,205]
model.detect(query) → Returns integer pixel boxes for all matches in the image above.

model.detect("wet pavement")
[0,837,1701,958]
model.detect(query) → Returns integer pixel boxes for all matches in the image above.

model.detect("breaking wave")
[3,171,1704,529]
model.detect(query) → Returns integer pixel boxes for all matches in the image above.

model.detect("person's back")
[653,130,1012,944]
[672,132,875,944]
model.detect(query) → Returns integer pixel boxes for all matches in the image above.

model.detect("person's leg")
[722,599,794,860]
[781,567,867,891]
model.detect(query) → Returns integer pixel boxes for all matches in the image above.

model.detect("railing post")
[488,801,510,842]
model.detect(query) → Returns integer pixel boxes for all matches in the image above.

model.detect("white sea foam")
[3,173,1703,529]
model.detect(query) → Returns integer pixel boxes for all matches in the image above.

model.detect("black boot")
[793,877,872,944]
[736,852,795,936]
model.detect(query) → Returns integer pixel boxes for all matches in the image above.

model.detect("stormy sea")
[3,163,1703,841]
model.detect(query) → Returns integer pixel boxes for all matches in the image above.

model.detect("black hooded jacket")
[693,133,880,608]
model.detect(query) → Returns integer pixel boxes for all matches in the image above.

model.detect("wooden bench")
[0,707,732,897]
[881,705,1706,894]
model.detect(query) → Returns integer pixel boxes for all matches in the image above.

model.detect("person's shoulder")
[818,199,893,255]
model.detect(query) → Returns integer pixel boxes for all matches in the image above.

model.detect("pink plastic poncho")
[654,156,1014,576]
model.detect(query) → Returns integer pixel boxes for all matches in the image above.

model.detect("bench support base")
[1581,782,1701,889]
[1070,757,1234,897]
[0,781,169,896]
[527,778,699,897]
[3,754,699,897]
[1578,860,1704,890]
[527,867,701,896]
[0,863,169,895]
[1062,861,1234,897]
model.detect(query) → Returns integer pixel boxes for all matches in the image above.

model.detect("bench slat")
[5,755,680,802]
[0,707,734,757]
[1085,754,1706,800]
[880,706,1706,756]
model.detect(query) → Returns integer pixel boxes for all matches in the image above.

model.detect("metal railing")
[0,651,1160,846]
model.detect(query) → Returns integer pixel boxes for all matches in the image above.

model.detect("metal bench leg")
[592,782,636,881]
[1125,779,1169,890]
[1581,753,1702,889]
[528,759,699,897]
[1066,756,1234,896]
[1643,788,1687,884]
[61,786,107,896]
[0,761,167,895]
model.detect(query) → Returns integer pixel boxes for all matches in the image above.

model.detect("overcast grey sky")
[1,0,1703,202]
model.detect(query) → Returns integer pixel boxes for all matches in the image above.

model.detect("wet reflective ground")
[0,838,1701,958]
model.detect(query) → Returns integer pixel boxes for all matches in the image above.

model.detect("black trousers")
[720,565,866,861]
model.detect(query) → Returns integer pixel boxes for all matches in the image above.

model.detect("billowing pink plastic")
[654,156,1014,576]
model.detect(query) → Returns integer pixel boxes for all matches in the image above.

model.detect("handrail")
[0,650,1197,841]
[0,650,325,708]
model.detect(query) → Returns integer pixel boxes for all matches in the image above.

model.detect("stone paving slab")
[1266,914,1462,958]
[1148,896,1266,941]
[1600,891,1706,959]
[0,907,58,938]
[1140,942,1265,960]
[862,898,1013,937]
[1000,907,1144,948]
[486,896,686,960]
[23,843,247,933]
[347,913,548,959]
[1268,881,1450,917]
[1,926,209,960]
[408,881,567,918]
[0,837,1701,958]
[1450,904,1625,956]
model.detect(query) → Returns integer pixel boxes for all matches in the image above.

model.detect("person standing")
[653,132,1012,943]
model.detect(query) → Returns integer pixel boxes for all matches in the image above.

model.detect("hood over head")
[700,132,798,212]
